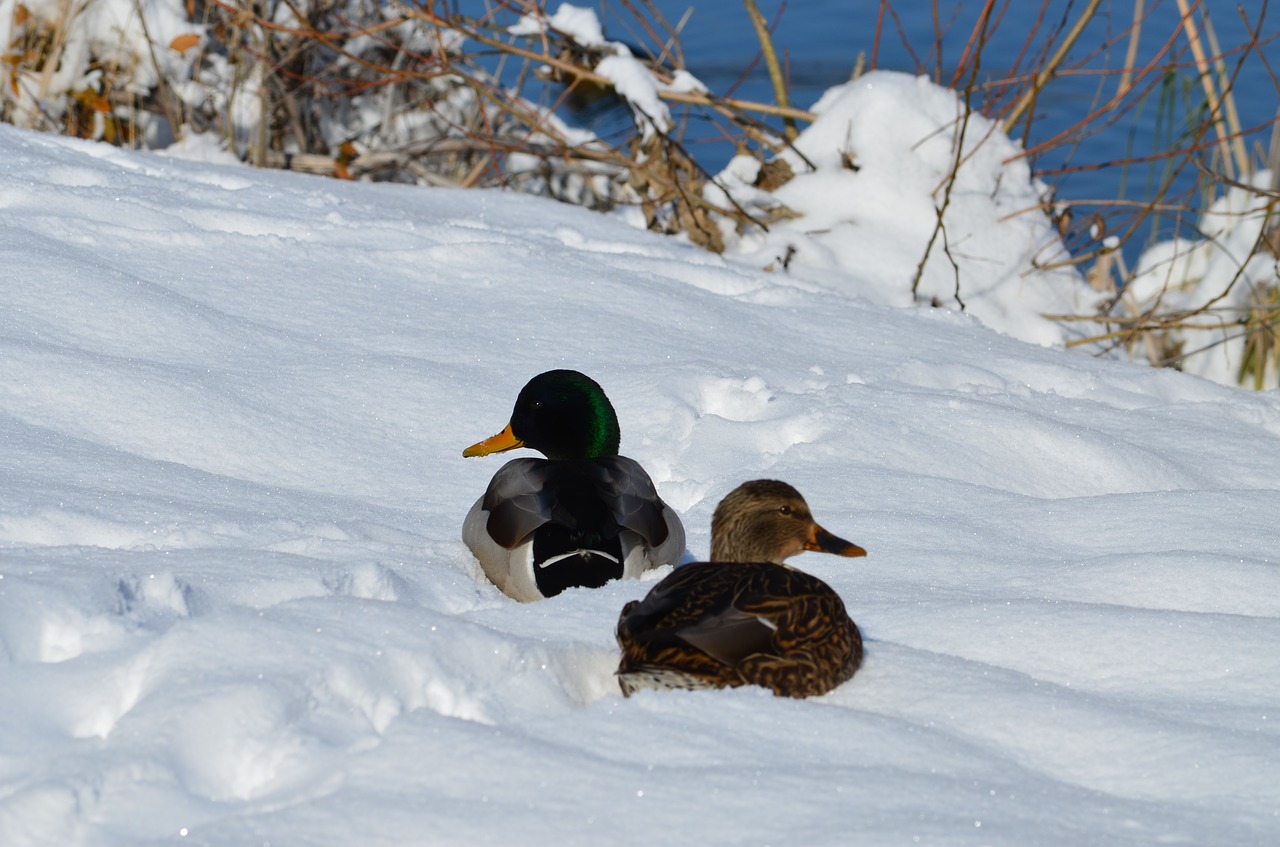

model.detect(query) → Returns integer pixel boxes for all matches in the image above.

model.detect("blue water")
[467,1,1276,259]
[588,0,1279,259]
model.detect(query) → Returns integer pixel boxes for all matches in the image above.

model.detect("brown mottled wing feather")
[735,582,863,698]
[670,606,778,667]
[616,563,750,690]
[616,561,862,697]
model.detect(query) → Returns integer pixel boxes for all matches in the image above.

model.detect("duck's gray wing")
[480,458,554,549]
[594,456,684,549]
[478,456,685,561]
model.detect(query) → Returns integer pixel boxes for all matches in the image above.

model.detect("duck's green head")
[463,369,621,461]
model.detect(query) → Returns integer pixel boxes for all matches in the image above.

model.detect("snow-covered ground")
[2,121,1279,846]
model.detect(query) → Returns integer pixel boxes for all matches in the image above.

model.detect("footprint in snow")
[696,375,775,422]
[116,571,196,620]
[324,562,414,603]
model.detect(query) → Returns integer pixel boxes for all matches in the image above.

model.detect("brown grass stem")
[1002,0,1103,134]
[742,0,798,140]
[1173,0,1238,178]
[1116,0,1145,98]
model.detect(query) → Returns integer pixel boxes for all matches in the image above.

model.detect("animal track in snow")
[116,571,194,619]
[163,684,318,802]
[695,375,775,422]
[543,643,624,705]
[324,661,407,735]
[685,374,830,466]
[0,570,195,668]
[325,563,414,603]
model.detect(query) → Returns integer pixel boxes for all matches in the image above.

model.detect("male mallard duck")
[462,369,686,602]
[615,479,866,698]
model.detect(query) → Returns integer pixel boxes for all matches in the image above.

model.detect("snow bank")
[718,71,1102,348]
[1,123,1278,846]
[1127,169,1280,388]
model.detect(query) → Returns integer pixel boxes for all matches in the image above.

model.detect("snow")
[596,53,672,136]
[2,115,1279,847]
[1,0,196,114]
[511,3,608,49]
[1126,170,1280,387]
[717,72,1102,348]
[7,0,1274,388]
[662,69,709,95]
[513,4,674,136]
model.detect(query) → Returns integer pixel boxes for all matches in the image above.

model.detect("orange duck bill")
[463,422,523,457]
[804,524,867,558]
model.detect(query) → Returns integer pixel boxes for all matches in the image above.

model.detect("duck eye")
[778,505,792,516]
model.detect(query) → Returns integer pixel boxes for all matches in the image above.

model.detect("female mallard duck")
[462,369,686,602]
[615,479,866,698]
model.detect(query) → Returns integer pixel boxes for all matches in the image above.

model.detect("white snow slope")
[1,124,1279,846]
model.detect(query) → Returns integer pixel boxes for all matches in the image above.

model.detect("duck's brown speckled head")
[709,479,866,564]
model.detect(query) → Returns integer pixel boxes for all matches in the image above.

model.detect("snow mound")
[720,72,1102,347]
[1,123,1278,846]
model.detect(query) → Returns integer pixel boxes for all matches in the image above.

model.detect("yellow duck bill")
[463,422,524,457]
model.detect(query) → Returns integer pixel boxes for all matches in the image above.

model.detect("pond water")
[592,0,1279,259]
[467,2,1276,260]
